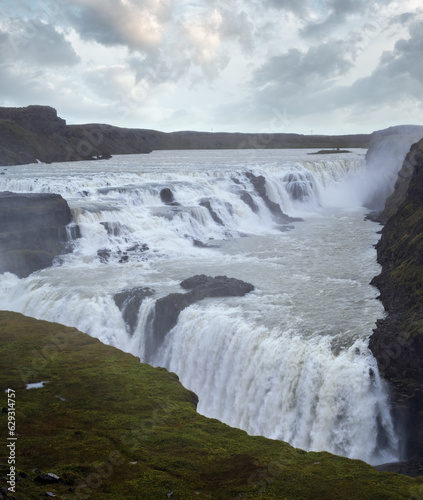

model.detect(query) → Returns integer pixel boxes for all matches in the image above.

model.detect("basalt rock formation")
[369,138,423,460]
[245,172,302,224]
[152,275,254,353]
[0,192,77,277]
[114,287,154,335]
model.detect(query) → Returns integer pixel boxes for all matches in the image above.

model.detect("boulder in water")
[160,188,180,206]
[152,275,254,349]
[0,192,77,277]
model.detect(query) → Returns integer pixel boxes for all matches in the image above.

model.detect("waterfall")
[0,149,401,464]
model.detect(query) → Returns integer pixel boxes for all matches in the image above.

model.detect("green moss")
[0,311,422,499]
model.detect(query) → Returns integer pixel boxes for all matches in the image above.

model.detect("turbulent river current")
[0,148,401,465]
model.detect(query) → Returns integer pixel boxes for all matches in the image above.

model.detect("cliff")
[364,127,423,212]
[0,106,153,166]
[2,105,423,167]
[1,311,422,499]
[369,138,423,459]
[0,192,77,278]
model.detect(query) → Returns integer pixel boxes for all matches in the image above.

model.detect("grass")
[1,311,422,499]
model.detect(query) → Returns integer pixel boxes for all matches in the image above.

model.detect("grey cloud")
[65,4,124,47]
[219,9,255,52]
[129,51,191,86]
[300,0,368,39]
[263,0,312,16]
[343,18,423,108]
[253,41,354,89]
[0,19,80,67]
[211,40,356,129]
[216,19,423,131]
[83,66,131,101]
[63,0,171,53]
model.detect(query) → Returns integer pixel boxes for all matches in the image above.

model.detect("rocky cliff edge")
[369,138,423,459]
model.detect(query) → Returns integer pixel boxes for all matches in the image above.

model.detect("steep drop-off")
[369,138,423,459]
[1,311,422,499]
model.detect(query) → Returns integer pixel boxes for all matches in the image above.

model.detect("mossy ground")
[1,311,422,499]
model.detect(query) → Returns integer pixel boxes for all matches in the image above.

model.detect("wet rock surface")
[0,192,76,277]
[152,275,255,349]
[114,287,155,335]
[245,172,302,224]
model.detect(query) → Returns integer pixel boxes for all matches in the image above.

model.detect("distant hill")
[1,105,423,166]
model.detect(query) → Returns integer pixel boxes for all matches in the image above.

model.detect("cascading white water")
[0,149,400,465]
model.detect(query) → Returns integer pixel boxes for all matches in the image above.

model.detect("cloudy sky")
[0,0,422,134]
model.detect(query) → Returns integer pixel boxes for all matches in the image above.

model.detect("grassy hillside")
[1,311,422,499]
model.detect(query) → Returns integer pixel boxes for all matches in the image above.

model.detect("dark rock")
[369,138,423,459]
[240,191,259,213]
[245,172,302,223]
[375,457,423,478]
[152,276,254,355]
[34,473,60,483]
[119,255,129,263]
[114,287,154,335]
[180,275,211,289]
[374,140,423,223]
[1,408,8,413]
[365,129,423,213]
[0,192,76,278]
[199,199,224,225]
[0,105,152,166]
[126,243,149,253]
[0,105,67,135]
[97,248,111,263]
[192,239,208,248]
[160,188,179,205]
[100,221,126,236]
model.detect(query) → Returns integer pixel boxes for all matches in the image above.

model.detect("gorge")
[1,106,423,498]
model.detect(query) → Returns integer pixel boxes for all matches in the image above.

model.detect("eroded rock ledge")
[152,275,254,351]
[0,191,77,277]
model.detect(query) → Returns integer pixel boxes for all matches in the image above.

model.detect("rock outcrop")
[0,192,76,277]
[152,275,254,353]
[114,287,154,335]
[364,126,423,213]
[245,172,302,224]
[369,138,423,458]
[376,140,423,223]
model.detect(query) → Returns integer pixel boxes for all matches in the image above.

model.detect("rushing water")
[0,149,400,464]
